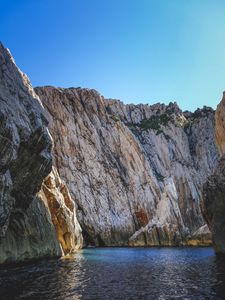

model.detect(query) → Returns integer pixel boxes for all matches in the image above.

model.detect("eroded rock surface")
[0,43,82,263]
[36,87,218,247]
[40,167,83,254]
[202,92,225,253]
[1,39,219,264]
[215,92,225,155]
[0,42,61,263]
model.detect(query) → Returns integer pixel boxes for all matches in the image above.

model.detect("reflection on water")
[0,247,225,299]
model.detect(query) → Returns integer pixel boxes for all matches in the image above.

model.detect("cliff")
[35,86,219,247]
[215,92,225,155]
[202,92,225,253]
[0,43,82,263]
[0,42,220,263]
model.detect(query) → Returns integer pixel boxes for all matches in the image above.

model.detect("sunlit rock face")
[36,86,219,247]
[39,167,83,254]
[0,43,82,263]
[215,92,225,155]
[202,92,225,253]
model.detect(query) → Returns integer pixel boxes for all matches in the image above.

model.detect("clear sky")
[1,0,225,111]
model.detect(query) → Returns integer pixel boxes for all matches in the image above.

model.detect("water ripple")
[0,247,225,299]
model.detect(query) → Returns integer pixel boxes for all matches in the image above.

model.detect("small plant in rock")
[155,171,165,182]
[139,113,172,131]
[125,113,172,135]
[111,114,120,122]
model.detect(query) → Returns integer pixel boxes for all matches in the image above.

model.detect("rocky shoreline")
[0,42,224,264]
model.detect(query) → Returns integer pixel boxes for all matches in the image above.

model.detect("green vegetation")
[139,114,171,130]
[125,113,172,134]
[111,114,120,122]
[155,171,165,182]
[183,115,200,132]
[126,124,136,131]
[156,129,163,135]
[183,106,214,131]
[183,119,193,132]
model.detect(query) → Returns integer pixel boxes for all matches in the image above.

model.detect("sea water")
[0,247,225,299]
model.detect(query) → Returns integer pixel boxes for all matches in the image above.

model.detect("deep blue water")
[0,247,225,299]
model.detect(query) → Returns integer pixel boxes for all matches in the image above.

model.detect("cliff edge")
[35,86,218,247]
[202,92,225,253]
[0,43,82,264]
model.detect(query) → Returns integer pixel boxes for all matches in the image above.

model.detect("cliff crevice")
[35,87,218,247]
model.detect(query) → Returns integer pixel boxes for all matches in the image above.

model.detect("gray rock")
[0,43,83,264]
[36,86,219,247]
[202,93,225,253]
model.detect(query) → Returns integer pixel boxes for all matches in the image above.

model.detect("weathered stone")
[36,86,219,247]
[187,224,212,247]
[0,40,221,262]
[202,93,225,253]
[0,43,82,263]
[0,42,62,263]
[39,167,83,254]
[215,92,225,155]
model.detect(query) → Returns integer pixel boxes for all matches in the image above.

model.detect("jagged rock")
[39,167,83,254]
[0,43,82,263]
[36,86,218,247]
[215,92,225,155]
[202,92,225,253]
[187,224,212,247]
[202,156,225,252]
[0,42,61,263]
[0,40,219,260]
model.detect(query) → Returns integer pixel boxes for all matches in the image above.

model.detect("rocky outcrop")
[39,167,83,254]
[0,40,220,262]
[36,87,218,247]
[202,157,225,252]
[202,92,225,253]
[0,43,82,264]
[215,92,225,155]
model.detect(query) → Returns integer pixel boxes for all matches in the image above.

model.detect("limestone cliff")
[0,43,82,263]
[215,92,225,155]
[36,86,219,247]
[39,167,83,254]
[0,40,220,263]
[202,92,225,253]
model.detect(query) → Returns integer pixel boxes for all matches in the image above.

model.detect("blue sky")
[1,0,225,111]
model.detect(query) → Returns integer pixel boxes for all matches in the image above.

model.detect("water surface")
[0,247,225,299]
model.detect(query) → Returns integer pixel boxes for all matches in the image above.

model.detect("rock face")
[215,92,225,155]
[202,92,225,253]
[39,167,83,254]
[36,87,219,247]
[0,43,82,264]
[1,40,220,264]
